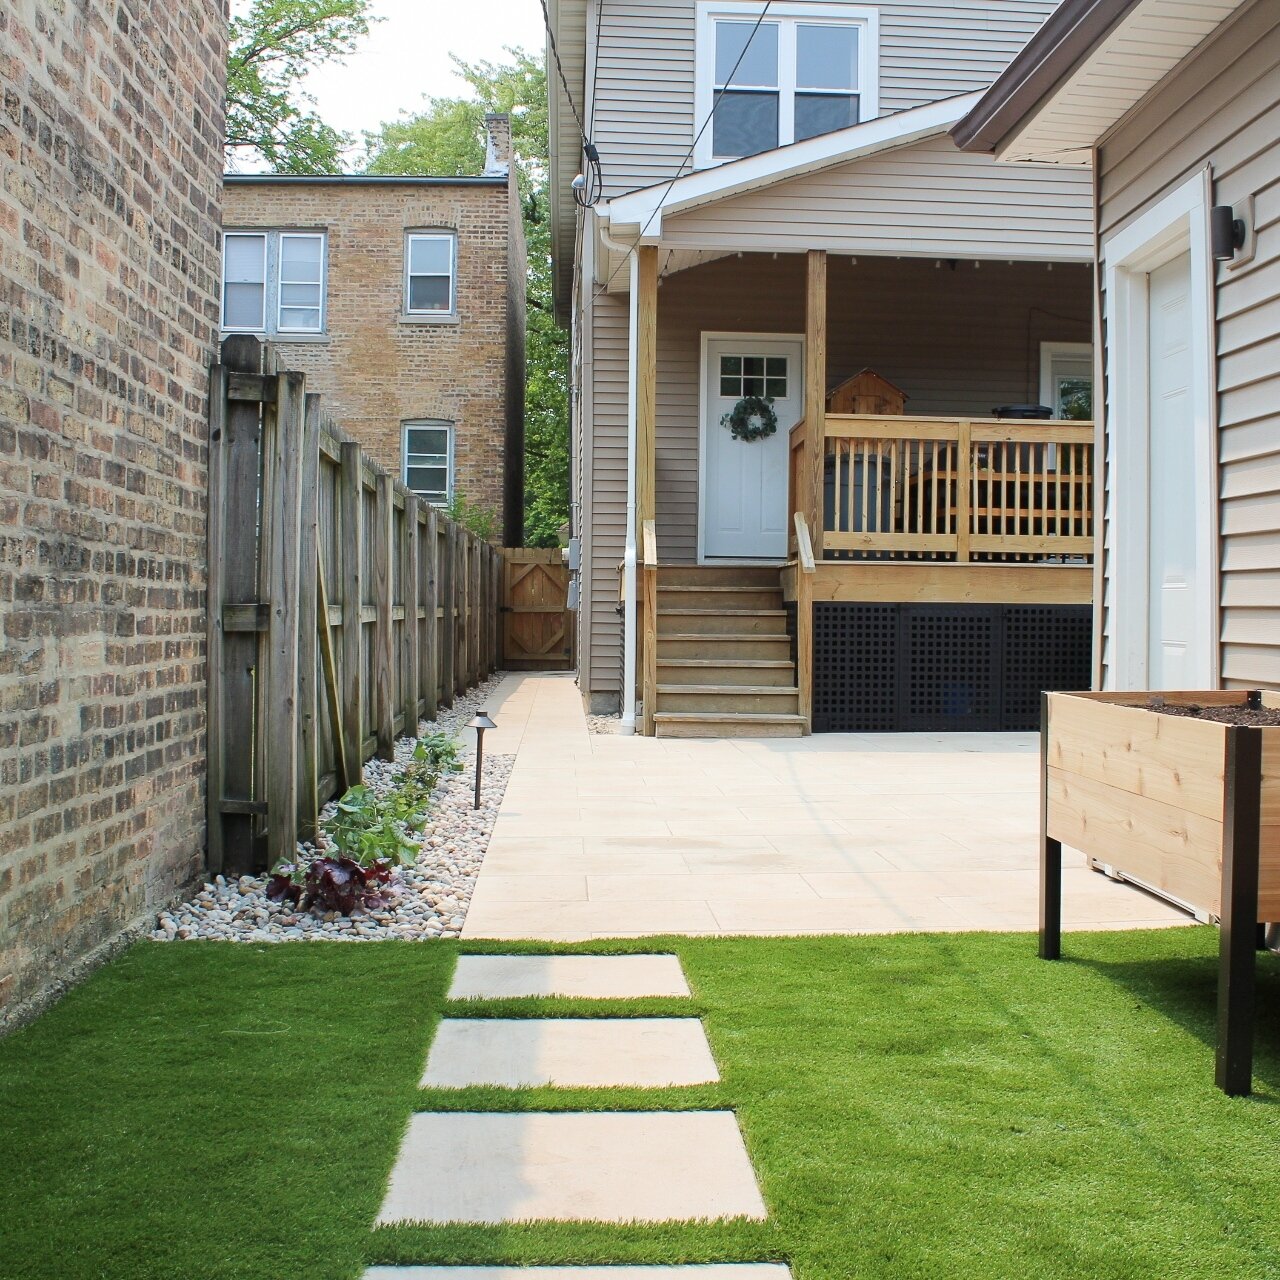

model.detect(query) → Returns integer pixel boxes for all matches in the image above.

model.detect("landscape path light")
[468,711,497,810]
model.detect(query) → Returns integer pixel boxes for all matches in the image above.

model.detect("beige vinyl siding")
[585,292,631,699]
[1097,0,1280,689]
[659,137,1093,259]
[592,0,1059,200]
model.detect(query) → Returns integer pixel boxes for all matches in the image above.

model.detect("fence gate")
[502,549,573,670]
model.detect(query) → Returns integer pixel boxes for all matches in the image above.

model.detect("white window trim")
[694,1,879,170]
[404,231,458,318]
[221,229,327,336]
[402,420,454,505]
[1101,167,1218,692]
[220,231,267,333]
[275,231,327,335]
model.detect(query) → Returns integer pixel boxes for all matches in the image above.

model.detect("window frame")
[401,420,454,506]
[220,231,268,333]
[220,228,327,336]
[275,231,327,335]
[694,1,879,168]
[404,231,458,319]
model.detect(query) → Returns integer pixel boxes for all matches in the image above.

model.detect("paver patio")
[464,672,1193,939]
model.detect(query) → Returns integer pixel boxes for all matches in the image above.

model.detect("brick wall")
[0,0,226,1020]
[223,173,525,543]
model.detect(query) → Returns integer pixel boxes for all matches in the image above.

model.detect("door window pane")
[797,24,858,90]
[715,20,778,87]
[222,233,266,330]
[1055,376,1093,420]
[720,354,786,399]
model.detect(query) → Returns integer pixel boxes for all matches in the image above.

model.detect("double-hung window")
[696,3,878,165]
[403,421,453,505]
[405,232,456,318]
[221,229,326,335]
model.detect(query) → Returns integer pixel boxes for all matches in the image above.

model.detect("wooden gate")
[502,548,573,670]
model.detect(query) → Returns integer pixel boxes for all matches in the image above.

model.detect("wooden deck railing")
[792,413,1094,563]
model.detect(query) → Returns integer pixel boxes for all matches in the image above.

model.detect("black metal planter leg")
[1039,692,1062,960]
[1216,726,1262,1097]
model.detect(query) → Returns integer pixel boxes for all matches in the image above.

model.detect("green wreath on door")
[720,395,778,442]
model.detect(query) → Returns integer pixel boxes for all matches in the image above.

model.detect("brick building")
[0,0,226,1021]
[222,116,527,544]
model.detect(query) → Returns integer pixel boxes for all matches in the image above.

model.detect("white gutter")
[596,218,641,734]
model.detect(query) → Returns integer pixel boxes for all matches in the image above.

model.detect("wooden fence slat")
[439,518,455,708]
[402,493,421,738]
[373,473,396,761]
[296,392,322,841]
[205,360,229,873]
[263,369,306,871]
[339,441,364,787]
[421,506,439,722]
[315,546,350,794]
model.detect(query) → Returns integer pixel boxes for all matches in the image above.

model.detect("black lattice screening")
[812,603,1092,732]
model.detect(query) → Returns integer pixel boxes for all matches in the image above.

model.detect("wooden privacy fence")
[207,336,502,876]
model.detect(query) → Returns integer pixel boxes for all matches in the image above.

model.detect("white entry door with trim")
[700,334,803,560]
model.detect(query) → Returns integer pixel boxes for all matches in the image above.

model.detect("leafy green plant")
[415,732,464,776]
[444,490,499,542]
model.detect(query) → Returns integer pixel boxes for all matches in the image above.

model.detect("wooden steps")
[647,565,802,738]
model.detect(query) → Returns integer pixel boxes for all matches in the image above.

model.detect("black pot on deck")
[992,404,1053,419]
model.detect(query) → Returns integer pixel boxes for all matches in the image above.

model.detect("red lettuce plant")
[266,856,392,916]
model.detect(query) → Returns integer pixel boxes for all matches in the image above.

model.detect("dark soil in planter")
[1148,698,1280,726]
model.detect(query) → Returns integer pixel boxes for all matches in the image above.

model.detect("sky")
[302,0,547,146]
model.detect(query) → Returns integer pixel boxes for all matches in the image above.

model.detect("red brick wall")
[0,0,226,1019]
[223,178,524,542]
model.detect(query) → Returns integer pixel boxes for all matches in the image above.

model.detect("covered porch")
[595,105,1098,736]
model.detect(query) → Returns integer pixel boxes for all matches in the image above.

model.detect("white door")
[1147,252,1196,689]
[702,336,803,560]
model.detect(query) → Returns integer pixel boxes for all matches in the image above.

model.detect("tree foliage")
[365,52,570,548]
[225,0,375,174]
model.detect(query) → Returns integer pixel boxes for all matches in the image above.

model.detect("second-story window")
[405,232,456,317]
[221,229,326,335]
[696,3,878,165]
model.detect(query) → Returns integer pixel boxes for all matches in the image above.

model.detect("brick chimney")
[483,113,512,176]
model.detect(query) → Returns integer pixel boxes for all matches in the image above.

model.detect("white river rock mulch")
[586,712,621,735]
[152,675,512,943]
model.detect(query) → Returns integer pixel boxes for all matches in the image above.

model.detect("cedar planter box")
[1039,690,1280,1096]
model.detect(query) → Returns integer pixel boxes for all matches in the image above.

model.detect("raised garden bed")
[1040,689,1280,1095]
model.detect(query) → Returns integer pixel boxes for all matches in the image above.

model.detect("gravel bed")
[152,674,512,943]
[586,712,622,735]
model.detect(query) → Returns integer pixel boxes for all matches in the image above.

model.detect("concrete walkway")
[464,672,1191,940]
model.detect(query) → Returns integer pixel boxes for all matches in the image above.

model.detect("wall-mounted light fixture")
[1211,204,1246,262]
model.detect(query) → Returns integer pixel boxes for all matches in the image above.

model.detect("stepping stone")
[364,1269,792,1279]
[448,954,690,1000]
[422,1018,719,1088]
[376,1111,767,1224]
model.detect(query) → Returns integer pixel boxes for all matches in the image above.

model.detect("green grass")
[1,931,1279,1278]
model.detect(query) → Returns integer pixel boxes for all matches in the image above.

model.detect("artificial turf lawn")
[1,931,1279,1279]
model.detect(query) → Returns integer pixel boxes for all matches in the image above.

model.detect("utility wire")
[592,0,774,302]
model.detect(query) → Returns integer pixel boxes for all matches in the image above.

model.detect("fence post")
[421,505,439,723]
[402,493,421,740]
[262,368,306,871]
[206,357,229,874]
[492,546,502,671]
[373,474,396,760]
[296,393,322,842]
[441,519,456,705]
[338,442,365,784]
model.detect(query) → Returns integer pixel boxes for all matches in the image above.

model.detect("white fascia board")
[602,91,983,239]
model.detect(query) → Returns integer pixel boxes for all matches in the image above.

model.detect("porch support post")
[804,250,827,557]
[636,245,658,533]
[636,244,659,736]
